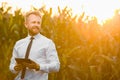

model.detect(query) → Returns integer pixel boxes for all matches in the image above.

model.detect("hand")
[14,64,23,71]
[24,60,40,71]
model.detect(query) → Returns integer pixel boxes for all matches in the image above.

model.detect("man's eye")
[32,21,36,23]
[37,22,40,24]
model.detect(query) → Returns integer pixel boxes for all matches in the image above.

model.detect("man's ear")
[24,22,28,28]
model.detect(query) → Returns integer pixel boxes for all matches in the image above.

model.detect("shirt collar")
[27,33,41,40]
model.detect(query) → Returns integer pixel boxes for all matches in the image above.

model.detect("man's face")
[25,14,42,36]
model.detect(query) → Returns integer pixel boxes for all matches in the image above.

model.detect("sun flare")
[79,0,120,24]
[0,0,120,24]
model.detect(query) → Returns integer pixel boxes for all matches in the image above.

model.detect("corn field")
[0,3,120,80]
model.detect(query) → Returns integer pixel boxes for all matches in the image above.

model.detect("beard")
[28,26,40,36]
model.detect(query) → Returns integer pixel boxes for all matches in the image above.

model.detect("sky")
[0,0,84,14]
[0,0,120,24]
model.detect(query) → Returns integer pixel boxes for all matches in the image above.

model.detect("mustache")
[32,26,40,30]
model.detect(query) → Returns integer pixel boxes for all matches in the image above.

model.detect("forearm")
[39,62,60,73]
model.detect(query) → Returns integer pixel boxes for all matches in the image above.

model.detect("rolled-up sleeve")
[40,40,60,73]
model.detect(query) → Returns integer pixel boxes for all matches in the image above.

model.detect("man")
[9,11,60,80]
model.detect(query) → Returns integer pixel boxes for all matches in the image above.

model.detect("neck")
[29,32,39,36]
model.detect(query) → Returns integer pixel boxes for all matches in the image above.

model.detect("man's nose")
[34,22,40,26]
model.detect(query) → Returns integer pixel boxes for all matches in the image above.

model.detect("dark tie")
[21,37,34,79]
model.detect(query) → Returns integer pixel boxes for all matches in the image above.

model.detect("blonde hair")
[24,11,42,23]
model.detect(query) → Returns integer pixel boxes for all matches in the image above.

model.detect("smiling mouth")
[33,26,40,30]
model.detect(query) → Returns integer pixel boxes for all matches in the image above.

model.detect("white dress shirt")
[9,33,60,80]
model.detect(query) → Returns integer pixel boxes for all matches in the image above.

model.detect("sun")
[70,0,120,24]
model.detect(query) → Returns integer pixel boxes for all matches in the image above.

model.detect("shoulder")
[40,35,55,45]
[40,35,52,42]
[14,37,28,47]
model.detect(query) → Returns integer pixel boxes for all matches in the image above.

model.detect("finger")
[14,66,21,71]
